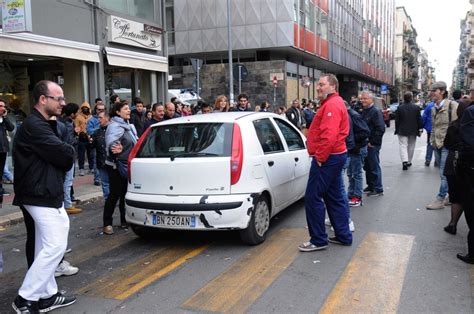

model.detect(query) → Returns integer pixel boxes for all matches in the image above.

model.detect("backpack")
[348,108,370,145]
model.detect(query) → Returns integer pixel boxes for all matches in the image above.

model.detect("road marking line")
[78,245,208,300]
[320,232,414,313]
[182,228,306,313]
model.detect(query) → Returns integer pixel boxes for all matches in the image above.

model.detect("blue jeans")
[63,164,74,209]
[98,167,110,200]
[365,145,383,192]
[340,157,351,220]
[3,160,13,181]
[304,154,352,246]
[348,145,368,198]
[433,147,449,200]
[425,132,434,163]
[78,141,96,171]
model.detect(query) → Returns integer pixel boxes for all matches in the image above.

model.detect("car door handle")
[294,157,299,162]
[268,161,274,167]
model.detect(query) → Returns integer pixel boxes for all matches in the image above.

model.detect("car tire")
[130,224,156,239]
[240,195,270,245]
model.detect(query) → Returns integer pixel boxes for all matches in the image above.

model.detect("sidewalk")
[0,174,103,227]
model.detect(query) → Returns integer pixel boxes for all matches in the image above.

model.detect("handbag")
[116,159,128,179]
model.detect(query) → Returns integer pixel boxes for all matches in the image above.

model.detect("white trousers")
[19,205,69,301]
[398,135,417,163]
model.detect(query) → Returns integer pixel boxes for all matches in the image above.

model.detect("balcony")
[468,68,474,78]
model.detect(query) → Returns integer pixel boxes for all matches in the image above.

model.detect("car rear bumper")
[125,192,258,230]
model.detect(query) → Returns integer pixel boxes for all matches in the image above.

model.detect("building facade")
[0,0,169,115]
[168,0,395,107]
[453,10,471,93]
[394,6,420,101]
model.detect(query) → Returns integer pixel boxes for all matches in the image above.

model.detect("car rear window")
[137,123,233,158]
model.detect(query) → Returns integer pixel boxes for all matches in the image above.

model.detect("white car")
[125,112,311,244]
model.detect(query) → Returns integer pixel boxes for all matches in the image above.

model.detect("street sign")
[272,76,278,87]
[232,64,248,81]
[190,58,203,73]
[269,73,284,81]
[381,84,388,95]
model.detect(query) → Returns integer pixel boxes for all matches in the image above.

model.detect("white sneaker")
[330,220,355,232]
[55,260,79,277]
[79,169,85,176]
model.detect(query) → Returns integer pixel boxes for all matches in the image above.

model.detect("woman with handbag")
[103,101,138,235]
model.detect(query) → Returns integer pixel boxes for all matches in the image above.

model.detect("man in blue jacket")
[422,100,435,166]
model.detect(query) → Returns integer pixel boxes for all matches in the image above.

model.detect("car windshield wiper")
[170,152,219,160]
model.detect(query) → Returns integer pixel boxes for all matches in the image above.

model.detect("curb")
[0,192,103,228]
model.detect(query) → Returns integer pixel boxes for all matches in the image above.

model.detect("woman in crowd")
[214,95,229,112]
[443,100,471,235]
[103,101,138,235]
[260,101,271,112]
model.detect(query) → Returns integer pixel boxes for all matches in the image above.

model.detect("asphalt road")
[0,129,472,313]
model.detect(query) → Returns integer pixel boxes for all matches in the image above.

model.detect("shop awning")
[105,47,168,73]
[0,32,100,63]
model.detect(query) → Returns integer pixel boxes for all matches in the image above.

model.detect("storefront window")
[100,0,154,21]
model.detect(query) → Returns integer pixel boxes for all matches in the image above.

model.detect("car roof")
[151,112,282,127]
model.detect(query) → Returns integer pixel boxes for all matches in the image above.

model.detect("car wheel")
[130,224,156,239]
[240,195,270,245]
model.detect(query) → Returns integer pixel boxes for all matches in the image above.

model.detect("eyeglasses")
[96,108,105,112]
[45,95,66,102]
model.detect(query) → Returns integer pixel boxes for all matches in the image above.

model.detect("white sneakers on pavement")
[55,260,79,277]
[325,218,355,232]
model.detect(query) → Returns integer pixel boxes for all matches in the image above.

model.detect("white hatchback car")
[125,112,310,244]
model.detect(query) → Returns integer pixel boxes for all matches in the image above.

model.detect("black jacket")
[92,125,108,169]
[361,105,385,147]
[130,109,146,137]
[13,109,75,208]
[286,106,305,129]
[443,120,463,176]
[0,116,14,153]
[395,102,423,136]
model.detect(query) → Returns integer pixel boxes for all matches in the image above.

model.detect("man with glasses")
[299,73,352,252]
[426,81,458,210]
[12,80,77,312]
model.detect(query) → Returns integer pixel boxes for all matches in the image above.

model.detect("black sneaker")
[363,187,373,194]
[38,292,76,313]
[402,162,408,170]
[367,190,384,196]
[12,295,39,314]
[328,237,351,246]
[1,189,11,196]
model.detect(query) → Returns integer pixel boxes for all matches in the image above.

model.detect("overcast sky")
[395,0,471,85]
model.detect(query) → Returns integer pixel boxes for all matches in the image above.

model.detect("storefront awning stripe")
[105,47,168,73]
[0,33,100,63]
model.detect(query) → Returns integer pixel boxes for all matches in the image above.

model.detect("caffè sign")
[108,15,162,51]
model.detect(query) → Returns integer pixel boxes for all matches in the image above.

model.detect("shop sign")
[109,15,162,51]
[1,0,32,33]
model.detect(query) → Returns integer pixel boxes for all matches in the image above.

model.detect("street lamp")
[227,0,234,105]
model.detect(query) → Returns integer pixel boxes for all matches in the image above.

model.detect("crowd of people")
[2,76,474,312]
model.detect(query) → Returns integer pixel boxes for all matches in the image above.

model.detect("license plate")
[152,214,196,227]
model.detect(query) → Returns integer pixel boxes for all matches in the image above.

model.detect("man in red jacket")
[299,73,352,252]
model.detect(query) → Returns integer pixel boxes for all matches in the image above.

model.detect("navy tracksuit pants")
[304,153,352,246]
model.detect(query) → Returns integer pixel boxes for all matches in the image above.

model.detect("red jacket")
[307,93,349,162]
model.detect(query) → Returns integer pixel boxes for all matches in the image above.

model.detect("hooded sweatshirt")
[74,101,92,135]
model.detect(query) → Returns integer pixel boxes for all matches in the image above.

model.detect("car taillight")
[127,127,151,183]
[230,123,243,185]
